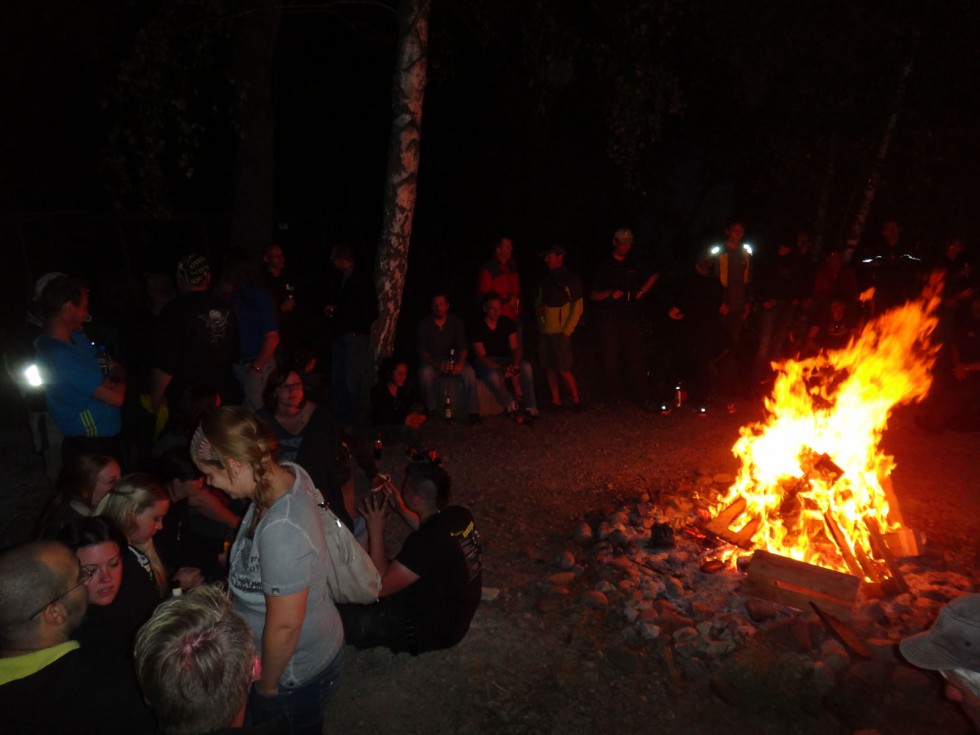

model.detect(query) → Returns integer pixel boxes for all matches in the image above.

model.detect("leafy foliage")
[101,1,235,217]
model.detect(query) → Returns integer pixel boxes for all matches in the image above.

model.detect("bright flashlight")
[24,364,43,387]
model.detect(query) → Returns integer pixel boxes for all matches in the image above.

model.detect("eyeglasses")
[27,566,96,620]
[276,382,303,393]
[80,554,122,581]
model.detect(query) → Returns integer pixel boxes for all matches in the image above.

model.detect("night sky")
[3,0,979,341]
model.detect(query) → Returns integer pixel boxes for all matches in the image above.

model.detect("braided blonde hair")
[192,406,279,509]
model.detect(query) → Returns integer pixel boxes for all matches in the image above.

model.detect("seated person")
[153,447,243,582]
[900,593,980,730]
[36,453,122,539]
[0,541,153,735]
[56,518,155,725]
[96,473,204,599]
[416,293,481,423]
[134,586,259,734]
[337,462,483,655]
[370,357,426,449]
[257,367,356,529]
[470,292,538,421]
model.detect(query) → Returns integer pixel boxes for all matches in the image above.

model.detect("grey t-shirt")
[228,461,343,688]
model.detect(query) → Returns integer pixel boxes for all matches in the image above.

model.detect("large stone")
[558,550,576,570]
[547,572,576,587]
[744,597,779,622]
[573,523,594,542]
[583,590,609,609]
[662,576,686,600]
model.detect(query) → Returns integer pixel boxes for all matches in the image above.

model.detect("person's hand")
[360,492,388,528]
[762,299,776,310]
[719,303,730,316]
[451,362,464,376]
[173,567,204,590]
[668,307,683,320]
[611,289,624,300]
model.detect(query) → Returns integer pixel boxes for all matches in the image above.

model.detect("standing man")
[34,276,125,462]
[470,293,538,422]
[223,248,280,412]
[150,253,236,411]
[416,293,481,424]
[536,245,584,411]
[589,227,658,406]
[709,220,753,403]
[477,235,521,325]
[857,219,924,314]
[323,245,378,427]
[262,242,301,349]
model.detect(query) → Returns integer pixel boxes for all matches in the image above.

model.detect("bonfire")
[712,278,943,577]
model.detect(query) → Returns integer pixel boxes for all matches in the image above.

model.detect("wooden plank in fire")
[822,510,865,579]
[704,496,761,549]
[865,518,909,594]
[744,550,861,621]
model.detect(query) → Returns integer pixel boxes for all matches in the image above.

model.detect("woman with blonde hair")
[191,405,344,735]
[96,473,203,598]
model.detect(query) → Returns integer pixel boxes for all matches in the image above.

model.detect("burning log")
[704,497,760,549]
[744,550,861,621]
[865,517,909,594]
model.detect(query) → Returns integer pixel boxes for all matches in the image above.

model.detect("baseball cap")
[613,228,635,243]
[899,594,980,672]
[177,253,210,286]
[540,245,566,258]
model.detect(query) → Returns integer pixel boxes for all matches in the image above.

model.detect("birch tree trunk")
[370,0,430,362]
[843,55,914,261]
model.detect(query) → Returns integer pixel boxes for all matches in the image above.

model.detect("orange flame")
[712,281,942,575]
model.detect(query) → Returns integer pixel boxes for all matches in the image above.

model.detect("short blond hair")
[134,586,255,735]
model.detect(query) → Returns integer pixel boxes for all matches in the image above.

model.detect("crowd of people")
[2,218,979,733]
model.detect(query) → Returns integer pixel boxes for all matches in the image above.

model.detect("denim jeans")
[418,363,480,415]
[248,649,346,735]
[475,358,537,411]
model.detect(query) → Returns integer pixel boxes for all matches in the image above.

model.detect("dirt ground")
[2,385,979,734]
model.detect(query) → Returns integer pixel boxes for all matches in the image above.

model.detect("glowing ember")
[712,280,942,576]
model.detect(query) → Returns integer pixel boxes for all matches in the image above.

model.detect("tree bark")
[370,0,431,362]
[843,55,914,261]
[230,1,281,251]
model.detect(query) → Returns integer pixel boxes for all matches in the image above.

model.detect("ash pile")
[543,472,978,731]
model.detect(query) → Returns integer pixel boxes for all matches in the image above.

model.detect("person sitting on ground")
[257,367,356,530]
[0,540,151,735]
[899,593,980,731]
[56,517,156,726]
[36,452,122,538]
[134,586,261,734]
[96,473,204,599]
[370,357,426,449]
[338,462,483,655]
[470,292,538,422]
[153,447,243,582]
[416,292,481,423]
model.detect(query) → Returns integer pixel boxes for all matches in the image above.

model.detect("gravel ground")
[2,384,979,734]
